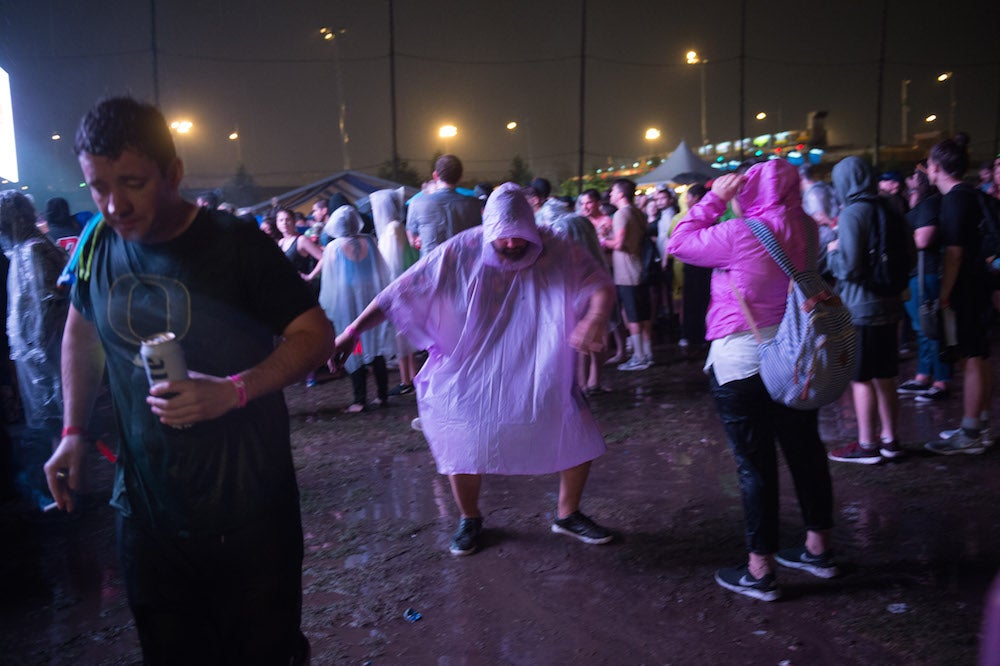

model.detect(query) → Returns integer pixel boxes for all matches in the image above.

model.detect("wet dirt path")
[2,339,998,664]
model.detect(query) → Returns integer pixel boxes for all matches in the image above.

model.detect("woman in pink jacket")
[667,160,836,601]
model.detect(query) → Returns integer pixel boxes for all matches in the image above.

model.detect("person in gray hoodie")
[825,156,909,464]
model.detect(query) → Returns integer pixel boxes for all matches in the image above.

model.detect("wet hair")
[74,96,177,176]
[929,132,970,179]
[434,154,463,185]
[611,178,636,203]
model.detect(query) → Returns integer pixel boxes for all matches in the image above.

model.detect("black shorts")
[853,323,899,382]
[617,284,651,323]
[953,302,992,359]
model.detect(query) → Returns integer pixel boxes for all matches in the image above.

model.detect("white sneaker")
[617,356,650,371]
[939,426,992,447]
[926,429,987,455]
[410,417,422,432]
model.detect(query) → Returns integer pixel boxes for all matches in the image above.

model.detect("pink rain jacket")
[377,183,612,475]
[666,160,813,341]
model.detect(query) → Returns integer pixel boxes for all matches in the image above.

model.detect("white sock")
[641,336,652,359]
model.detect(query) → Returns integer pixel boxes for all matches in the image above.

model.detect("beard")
[495,243,529,261]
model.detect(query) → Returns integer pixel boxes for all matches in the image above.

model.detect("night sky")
[1,0,998,208]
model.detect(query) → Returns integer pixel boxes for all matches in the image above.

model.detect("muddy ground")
[1,336,998,665]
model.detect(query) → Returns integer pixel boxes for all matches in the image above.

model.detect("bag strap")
[743,218,800,279]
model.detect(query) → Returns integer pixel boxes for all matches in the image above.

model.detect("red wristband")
[228,374,248,409]
[62,426,87,438]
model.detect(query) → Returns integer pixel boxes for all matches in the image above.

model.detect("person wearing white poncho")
[331,183,617,556]
[318,205,395,412]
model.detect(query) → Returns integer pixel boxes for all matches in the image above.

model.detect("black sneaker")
[388,383,413,397]
[897,379,931,395]
[449,517,483,556]
[914,386,950,403]
[775,546,839,579]
[714,565,781,601]
[551,511,613,544]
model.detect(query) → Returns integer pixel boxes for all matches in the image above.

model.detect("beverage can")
[140,332,189,388]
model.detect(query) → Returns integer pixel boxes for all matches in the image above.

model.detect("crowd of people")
[0,93,997,660]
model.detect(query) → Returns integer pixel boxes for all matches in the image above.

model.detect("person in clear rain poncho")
[331,182,617,556]
[370,187,420,396]
[319,204,395,412]
[0,190,69,508]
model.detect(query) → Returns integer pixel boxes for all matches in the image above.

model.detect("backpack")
[736,219,857,410]
[864,200,914,297]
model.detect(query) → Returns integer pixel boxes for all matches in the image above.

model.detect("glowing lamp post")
[439,124,457,153]
[685,50,708,147]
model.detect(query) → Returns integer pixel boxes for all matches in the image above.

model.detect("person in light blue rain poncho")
[319,205,395,412]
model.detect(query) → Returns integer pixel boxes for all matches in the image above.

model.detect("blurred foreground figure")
[0,191,68,509]
[44,96,332,664]
[333,183,616,556]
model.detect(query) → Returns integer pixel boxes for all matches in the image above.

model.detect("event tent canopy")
[636,140,716,186]
[245,170,419,217]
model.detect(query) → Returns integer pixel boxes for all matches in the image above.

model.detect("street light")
[170,120,193,134]
[439,124,457,153]
[228,127,243,165]
[685,50,708,147]
[506,121,518,131]
[51,133,61,141]
[936,71,956,137]
[755,112,767,121]
[925,114,938,123]
[644,127,661,141]
[320,25,351,169]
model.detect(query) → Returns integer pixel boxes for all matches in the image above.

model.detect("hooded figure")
[0,191,70,509]
[318,205,394,378]
[827,155,906,325]
[375,182,612,475]
[370,188,418,279]
[0,191,69,435]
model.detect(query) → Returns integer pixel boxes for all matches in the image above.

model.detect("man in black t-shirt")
[43,97,333,664]
[924,137,993,456]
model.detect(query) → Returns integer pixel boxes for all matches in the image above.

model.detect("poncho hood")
[0,190,45,255]
[324,205,364,239]
[832,155,877,205]
[481,182,542,270]
[736,159,804,224]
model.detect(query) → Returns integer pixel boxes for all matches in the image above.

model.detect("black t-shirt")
[72,208,317,535]
[938,182,989,309]
[905,193,942,277]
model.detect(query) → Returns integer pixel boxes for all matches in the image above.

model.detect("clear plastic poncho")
[370,188,419,279]
[319,205,395,373]
[0,191,69,433]
[376,183,612,475]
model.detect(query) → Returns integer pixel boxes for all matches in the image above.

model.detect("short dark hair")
[611,178,636,203]
[580,188,601,203]
[686,184,708,201]
[74,96,177,175]
[434,154,463,185]
[529,177,551,199]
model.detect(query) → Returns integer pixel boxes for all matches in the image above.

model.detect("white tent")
[636,140,716,186]
[245,170,419,217]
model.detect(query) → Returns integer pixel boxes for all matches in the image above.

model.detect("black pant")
[118,511,308,665]
[708,370,834,554]
[351,355,388,405]
[681,264,711,343]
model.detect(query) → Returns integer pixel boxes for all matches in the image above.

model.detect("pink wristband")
[228,374,248,408]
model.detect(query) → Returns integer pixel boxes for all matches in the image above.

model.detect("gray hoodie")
[826,156,903,326]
